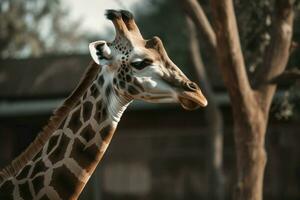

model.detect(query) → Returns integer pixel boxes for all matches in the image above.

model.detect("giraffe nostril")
[185,82,198,92]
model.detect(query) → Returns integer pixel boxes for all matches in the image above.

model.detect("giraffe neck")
[45,66,131,199]
[0,66,132,200]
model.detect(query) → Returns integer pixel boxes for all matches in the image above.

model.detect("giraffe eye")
[131,58,153,70]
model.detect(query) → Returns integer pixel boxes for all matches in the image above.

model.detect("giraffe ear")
[89,41,112,65]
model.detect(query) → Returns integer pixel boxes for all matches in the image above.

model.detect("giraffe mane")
[0,61,100,184]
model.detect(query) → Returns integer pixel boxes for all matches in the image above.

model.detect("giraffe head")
[89,10,207,110]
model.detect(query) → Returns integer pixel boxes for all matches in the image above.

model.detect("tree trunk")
[210,0,294,199]
[186,17,225,200]
[181,0,294,199]
[232,106,267,200]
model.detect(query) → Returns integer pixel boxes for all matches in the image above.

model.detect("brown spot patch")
[119,81,125,89]
[48,134,69,164]
[128,85,139,95]
[82,101,93,122]
[32,175,44,195]
[90,84,99,98]
[102,108,107,120]
[113,78,117,85]
[95,100,103,110]
[105,85,112,97]
[95,111,102,123]
[31,160,47,177]
[0,180,14,199]
[19,182,33,199]
[101,125,115,141]
[50,165,82,200]
[16,164,31,180]
[70,138,99,172]
[126,75,132,82]
[98,75,104,86]
[80,124,94,143]
[68,108,82,133]
[94,101,103,122]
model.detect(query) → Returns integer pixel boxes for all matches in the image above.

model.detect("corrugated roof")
[0,55,90,98]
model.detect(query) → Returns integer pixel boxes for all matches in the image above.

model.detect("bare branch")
[268,68,300,85]
[180,0,217,51]
[210,0,255,109]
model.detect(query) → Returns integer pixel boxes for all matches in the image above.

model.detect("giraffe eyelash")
[131,58,153,70]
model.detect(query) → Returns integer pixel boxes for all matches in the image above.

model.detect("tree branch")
[210,0,255,109]
[268,68,300,85]
[180,0,217,51]
[253,0,294,111]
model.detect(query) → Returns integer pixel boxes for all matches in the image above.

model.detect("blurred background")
[0,0,300,199]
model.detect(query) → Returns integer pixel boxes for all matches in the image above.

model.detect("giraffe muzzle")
[178,82,208,110]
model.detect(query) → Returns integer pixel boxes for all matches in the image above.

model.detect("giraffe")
[0,10,207,200]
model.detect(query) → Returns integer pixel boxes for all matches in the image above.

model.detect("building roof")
[0,54,90,98]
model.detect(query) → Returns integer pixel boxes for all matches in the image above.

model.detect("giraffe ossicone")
[0,9,207,200]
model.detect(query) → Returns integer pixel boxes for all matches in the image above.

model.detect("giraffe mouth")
[178,90,208,110]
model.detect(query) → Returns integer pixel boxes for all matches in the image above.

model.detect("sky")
[62,0,147,39]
